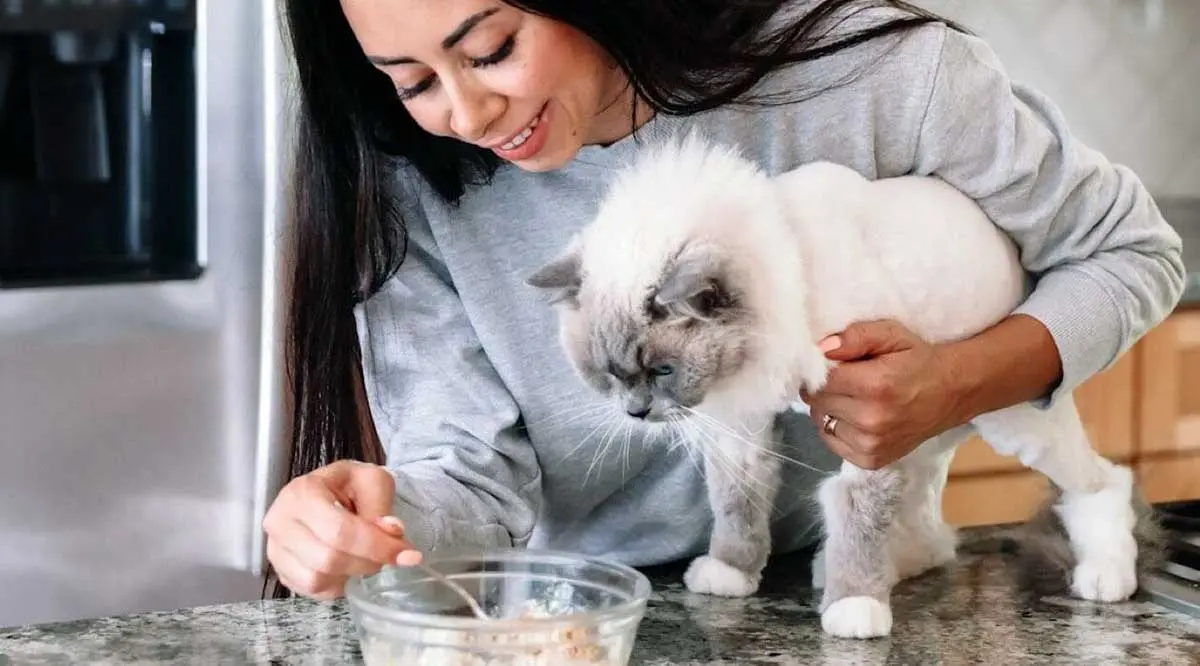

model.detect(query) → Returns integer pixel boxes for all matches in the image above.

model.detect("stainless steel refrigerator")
[0,0,289,628]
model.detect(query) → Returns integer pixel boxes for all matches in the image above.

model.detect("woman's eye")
[394,35,515,101]
[650,364,675,377]
[470,35,515,67]
[396,76,434,101]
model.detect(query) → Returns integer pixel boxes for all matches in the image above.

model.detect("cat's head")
[528,238,758,423]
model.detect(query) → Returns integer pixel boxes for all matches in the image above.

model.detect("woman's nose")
[448,82,503,143]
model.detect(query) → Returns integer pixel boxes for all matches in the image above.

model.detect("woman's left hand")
[800,319,967,470]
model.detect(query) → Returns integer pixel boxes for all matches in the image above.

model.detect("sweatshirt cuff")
[388,469,441,553]
[387,466,517,554]
[1013,268,1126,408]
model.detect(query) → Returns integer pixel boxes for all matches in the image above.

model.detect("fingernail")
[395,550,423,567]
[377,516,405,533]
[819,336,841,353]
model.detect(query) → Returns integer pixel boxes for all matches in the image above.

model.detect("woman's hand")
[801,320,967,470]
[263,459,421,600]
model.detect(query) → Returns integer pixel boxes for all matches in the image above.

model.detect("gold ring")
[822,413,839,436]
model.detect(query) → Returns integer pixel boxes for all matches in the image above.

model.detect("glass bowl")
[345,548,652,666]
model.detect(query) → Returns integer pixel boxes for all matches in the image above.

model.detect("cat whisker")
[557,412,616,466]
[732,414,772,438]
[585,416,622,486]
[683,406,828,477]
[684,417,774,515]
[529,401,612,431]
[667,416,706,477]
[623,420,640,487]
[682,411,784,516]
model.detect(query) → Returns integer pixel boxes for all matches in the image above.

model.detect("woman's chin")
[506,131,582,172]
[506,146,577,172]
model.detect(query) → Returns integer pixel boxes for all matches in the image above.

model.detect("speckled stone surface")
[2,535,1199,666]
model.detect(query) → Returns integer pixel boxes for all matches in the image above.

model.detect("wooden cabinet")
[942,308,1200,527]
[1134,308,1200,504]
[1136,310,1200,458]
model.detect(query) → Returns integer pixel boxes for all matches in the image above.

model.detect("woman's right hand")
[263,459,421,600]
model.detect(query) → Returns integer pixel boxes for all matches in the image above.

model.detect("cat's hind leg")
[972,396,1139,602]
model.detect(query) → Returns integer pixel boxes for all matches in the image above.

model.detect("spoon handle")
[331,499,490,620]
[417,562,490,620]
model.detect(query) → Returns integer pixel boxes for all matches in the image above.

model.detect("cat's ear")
[653,244,736,321]
[527,239,583,307]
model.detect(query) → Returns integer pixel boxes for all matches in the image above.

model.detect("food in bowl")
[345,549,652,666]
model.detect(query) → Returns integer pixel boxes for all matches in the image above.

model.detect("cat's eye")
[649,364,675,377]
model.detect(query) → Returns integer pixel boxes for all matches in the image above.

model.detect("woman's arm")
[914,27,1185,406]
[940,313,1062,422]
[803,24,1184,468]
[355,176,542,553]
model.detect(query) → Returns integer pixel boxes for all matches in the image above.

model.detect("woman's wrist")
[938,313,1064,424]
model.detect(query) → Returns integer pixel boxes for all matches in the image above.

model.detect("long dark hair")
[268,0,961,597]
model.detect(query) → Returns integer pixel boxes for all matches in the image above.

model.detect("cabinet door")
[1137,309,1200,457]
[1137,454,1200,504]
[942,472,1049,527]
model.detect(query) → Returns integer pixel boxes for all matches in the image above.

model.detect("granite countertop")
[2,533,1198,666]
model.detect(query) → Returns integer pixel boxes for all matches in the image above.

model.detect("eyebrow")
[366,8,500,67]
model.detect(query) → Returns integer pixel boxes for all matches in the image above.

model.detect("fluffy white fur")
[531,132,1145,639]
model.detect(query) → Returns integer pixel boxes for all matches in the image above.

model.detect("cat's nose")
[626,407,652,419]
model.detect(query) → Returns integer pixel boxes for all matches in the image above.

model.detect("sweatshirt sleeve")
[354,175,542,554]
[909,27,1186,405]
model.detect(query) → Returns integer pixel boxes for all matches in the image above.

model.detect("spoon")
[413,562,491,621]
[331,500,490,620]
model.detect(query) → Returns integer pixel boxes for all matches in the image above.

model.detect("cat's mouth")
[621,406,685,424]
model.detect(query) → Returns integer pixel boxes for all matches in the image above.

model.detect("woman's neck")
[585,76,657,148]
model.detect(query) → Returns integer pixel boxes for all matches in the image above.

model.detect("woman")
[262,0,1185,600]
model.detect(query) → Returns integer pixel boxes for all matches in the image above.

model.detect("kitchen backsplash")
[913,0,1200,197]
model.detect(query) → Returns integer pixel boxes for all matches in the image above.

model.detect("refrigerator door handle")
[250,0,287,578]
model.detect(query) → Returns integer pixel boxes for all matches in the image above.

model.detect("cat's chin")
[615,410,688,429]
[623,413,675,426]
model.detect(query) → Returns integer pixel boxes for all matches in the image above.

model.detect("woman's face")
[341,0,637,172]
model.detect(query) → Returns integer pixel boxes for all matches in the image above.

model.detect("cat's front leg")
[683,416,783,598]
[817,461,905,639]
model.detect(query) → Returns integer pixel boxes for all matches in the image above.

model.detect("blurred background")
[1,0,1196,630]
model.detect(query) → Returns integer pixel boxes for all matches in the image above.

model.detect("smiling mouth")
[491,102,548,152]
[499,113,541,151]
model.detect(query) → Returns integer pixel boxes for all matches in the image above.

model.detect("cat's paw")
[683,556,759,597]
[821,596,893,639]
[1071,558,1137,602]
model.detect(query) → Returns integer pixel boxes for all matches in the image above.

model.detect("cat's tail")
[962,483,1169,596]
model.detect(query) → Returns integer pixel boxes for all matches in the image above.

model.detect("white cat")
[527,132,1153,639]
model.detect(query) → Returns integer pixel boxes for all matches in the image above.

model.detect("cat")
[526,132,1157,639]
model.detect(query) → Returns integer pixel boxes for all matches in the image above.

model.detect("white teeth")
[500,114,541,151]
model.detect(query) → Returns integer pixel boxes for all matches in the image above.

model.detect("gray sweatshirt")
[354,21,1185,565]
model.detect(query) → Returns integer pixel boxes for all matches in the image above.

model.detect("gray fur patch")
[549,255,757,422]
[819,468,906,610]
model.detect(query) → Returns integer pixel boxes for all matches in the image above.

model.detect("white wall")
[912,0,1200,197]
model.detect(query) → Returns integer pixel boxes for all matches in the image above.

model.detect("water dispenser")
[0,0,199,288]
